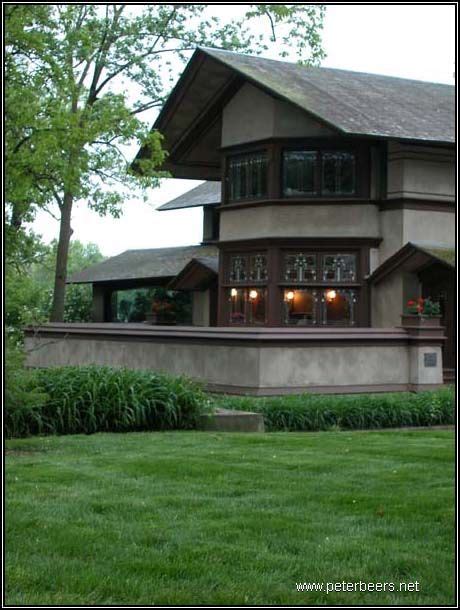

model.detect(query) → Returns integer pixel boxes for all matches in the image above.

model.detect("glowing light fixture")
[326,289,337,302]
[249,289,258,300]
[286,291,295,301]
[231,288,238,297]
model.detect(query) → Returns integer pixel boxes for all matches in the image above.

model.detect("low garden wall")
[24,323,445,395]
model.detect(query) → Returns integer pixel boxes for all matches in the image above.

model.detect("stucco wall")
[24,325,444,394]
[192,290,211,326]
[221,83,333,147]
[371,270,421,328]
[402,208,455,249]
[220,204,380,241]
[387,142,455,201]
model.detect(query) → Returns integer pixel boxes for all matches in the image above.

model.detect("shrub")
[5,344,50,438]
[6,365,210,438]
[214,387,455,432]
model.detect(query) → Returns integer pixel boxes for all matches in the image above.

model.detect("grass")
[6,430,454,605]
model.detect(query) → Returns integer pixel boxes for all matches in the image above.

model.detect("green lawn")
[6,430,455,605]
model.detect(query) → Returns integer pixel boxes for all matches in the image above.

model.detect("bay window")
[228,152,268,201]
[282,149,356,197]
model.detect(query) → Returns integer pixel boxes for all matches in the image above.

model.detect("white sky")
[31,3,456,257]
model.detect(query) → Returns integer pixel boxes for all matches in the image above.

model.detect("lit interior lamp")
[231,288,238,298]
[249,289,258,300]
[286,291,295,301]
[326,289,337,302]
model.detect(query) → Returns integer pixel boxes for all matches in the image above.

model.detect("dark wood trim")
[223,138,374,206]
[206,383,414,396]
[24,324,413,348]
[218,237,382,249]
[217,198,378,212]
[217,239,380,327]
[379,198,455,212]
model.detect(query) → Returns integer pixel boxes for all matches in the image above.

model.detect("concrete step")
[198,408,265,432]
[443,368,456,384]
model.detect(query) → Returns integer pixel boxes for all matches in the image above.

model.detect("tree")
[5,4,326,321]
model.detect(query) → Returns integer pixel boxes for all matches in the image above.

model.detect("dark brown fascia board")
[379,198,455,212]
[217,198,378,212]
[217,236,382,249]
[67,277,174,288]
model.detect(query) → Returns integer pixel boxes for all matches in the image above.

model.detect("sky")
[31,3,456,257]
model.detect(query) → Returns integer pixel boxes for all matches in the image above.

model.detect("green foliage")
[5,366,210,438]
[215,387,455,431]
[5,4,326,319]
[6,239,105,342]
[5,343,49,438]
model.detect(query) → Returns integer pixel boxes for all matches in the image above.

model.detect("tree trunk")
[50,191,73,322]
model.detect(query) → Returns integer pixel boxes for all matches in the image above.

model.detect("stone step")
[198,408,265,432]
[443,368,456,384]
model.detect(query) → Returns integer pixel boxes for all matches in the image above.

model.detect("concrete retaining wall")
[24,324,444,395]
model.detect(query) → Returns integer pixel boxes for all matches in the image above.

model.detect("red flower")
[407,300,416,306]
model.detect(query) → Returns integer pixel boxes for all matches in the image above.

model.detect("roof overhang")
[369,242,455,285]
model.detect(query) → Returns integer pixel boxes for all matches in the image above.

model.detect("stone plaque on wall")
[424,352,437,368]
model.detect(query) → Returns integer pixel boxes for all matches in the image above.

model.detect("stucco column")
[401,316,445,391]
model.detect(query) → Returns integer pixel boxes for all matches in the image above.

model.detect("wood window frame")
[218,238,375,327]
[222,138,371,206]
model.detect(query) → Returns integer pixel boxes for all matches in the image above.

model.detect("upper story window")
[228,152,268,201]
[282,149,356,197]
[229,252,268,283]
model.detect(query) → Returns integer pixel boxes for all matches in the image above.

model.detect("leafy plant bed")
[6,365,210,438]
[212,387,455,432]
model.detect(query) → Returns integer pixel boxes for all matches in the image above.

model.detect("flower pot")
[401,314,442,327]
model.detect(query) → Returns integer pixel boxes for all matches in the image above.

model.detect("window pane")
[283,289,317,325]
[228,288,246,324]
[248,288,267,325]
[249,253,268,282]
[322,254,356,282]
[228,153,267,201]
[322,152,356,195]
[229,255,247,282]
[283,253,317,282]
[321,289,357,326]
[228,288,266,325]
[283,151,317,196]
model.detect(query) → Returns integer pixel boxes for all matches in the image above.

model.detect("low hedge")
[214,387,455,431]
[6,365,210,438]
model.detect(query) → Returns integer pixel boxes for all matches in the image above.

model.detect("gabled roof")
[201,47,454,143]
[68,245,219,285]
[369,242,455,285]
[168,256,219,290]
[134,47,454,179]
[157,181,221,211]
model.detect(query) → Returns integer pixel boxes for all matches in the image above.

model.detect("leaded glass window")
[322,254,356,282]
[229,252,267,283]
[249,253,268,282]
[283,151,317,196]
[283,253,317,282]
[228,152,267,201]
[283,289,318,325]
[229,255,247,282]
[228,288,267,325]
[322,152,356,195]
[320,289,357,326]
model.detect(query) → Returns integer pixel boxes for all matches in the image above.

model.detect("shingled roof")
[157,181,221,211]
[68,245,219,284]
[201,47,454,144]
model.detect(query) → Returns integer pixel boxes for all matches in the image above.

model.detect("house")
[26,48,455,394]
